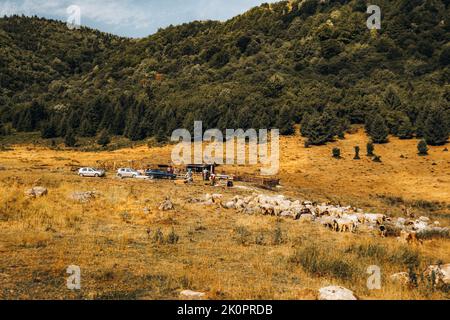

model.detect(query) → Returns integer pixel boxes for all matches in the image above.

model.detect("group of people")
[184,167,216,185]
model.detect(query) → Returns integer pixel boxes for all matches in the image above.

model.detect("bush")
[64,129,77,147]
[40,121,57,139]
[97,129,111,147]
[417,228,450,240]
[366,114,389,144]
[346,243,387,260]
[417,139,429,156]
[290,244,356,281]
[332,147,341,158]
[272,224,284,245]
[234,226,251,245]
[424,107,449,146]
[152,228,164,244]
[166,227,180,244]
[300,112,341,145]
[397,117,414,139]
[354,146,361,160]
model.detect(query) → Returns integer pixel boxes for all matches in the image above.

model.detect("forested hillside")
[0,0,449,145]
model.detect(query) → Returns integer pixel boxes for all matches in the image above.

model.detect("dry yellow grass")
[0,129,449,300]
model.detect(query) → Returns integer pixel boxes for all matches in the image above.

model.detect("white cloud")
[1,0,151,28]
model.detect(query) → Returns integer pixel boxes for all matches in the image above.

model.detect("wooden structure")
[234,174,280,188]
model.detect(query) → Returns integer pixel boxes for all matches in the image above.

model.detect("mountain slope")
[0,0,449,143]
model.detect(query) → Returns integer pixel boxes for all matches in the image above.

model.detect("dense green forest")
[0,0,449,146]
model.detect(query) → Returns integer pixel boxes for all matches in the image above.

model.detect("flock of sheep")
[194,193,447,243]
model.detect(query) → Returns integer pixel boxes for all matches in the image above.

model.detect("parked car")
[117,168,140,179]
[78,167,105,177]
[145,169,177,180]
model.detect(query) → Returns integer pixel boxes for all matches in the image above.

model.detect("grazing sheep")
[334,218,356,233]
[320,216,336,230]
[399,230,423,245]
[364,213,386,225]
[221,201,236,210]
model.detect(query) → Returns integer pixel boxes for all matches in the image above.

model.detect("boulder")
[390,272,410,285]
[70,191,99,203]
[25,187,48,198]
[180,290,206,300]
[159,198,174,211]
[318,286,357,300]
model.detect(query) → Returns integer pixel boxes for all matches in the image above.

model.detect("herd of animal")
[193,193,448,243]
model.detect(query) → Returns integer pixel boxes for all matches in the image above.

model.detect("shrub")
[354,146,361,160]
[366,114,389,143]
[424,107,449,146]
[272,224,284,245]
[417,139,429,156]
[64,129,77,147]
[166,227,180,244]
[234,226,251,245]
[332,147,341,158]
[397,117,414,139]
[346,243,387,259]
[300,112,341,145]
[97,129,111,147]
[255,232,265,246]
[290,244,356,281]
[152,228,164,244]
[417,228,449,240]
[389,247,421,268]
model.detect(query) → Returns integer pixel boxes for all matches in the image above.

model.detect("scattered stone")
[318,286,357,301]
[180,290,206,300]
[143,207,151,215]
[390,272,410,285]
[159,197,174,211]
[25,186,48,198]
[70,191,99,203]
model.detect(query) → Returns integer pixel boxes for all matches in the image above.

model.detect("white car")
[117,168,140,179]
[78,167,105,177]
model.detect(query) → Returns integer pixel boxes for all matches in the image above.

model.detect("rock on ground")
[70,191,99,203]
[159,198,174,211]
[318,286,357,300]
[25,187,48,198]
[179,290,206,299]
[390,272,410,285]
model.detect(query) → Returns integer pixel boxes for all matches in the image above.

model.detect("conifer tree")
[424,107,449,146]
[64,129,77,147]
[97,129,111,147]
[276,106,295,135]
[366,114,389,143]
[417,139,429,156]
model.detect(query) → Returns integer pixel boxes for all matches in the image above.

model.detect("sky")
[0,0,279,38]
